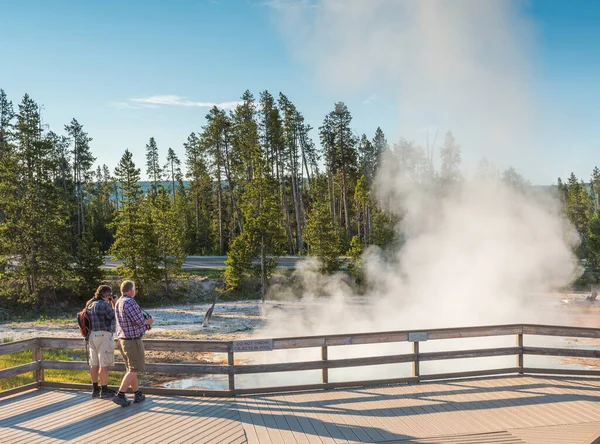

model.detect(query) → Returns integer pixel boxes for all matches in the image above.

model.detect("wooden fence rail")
[1,323,599,398]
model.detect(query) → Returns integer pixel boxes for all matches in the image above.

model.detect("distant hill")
[138,181,190,195]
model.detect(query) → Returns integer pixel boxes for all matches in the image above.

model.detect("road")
[102,256,301,269]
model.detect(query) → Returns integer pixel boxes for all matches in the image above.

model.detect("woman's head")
[94,285,112,300]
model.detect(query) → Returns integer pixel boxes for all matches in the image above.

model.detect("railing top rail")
[20,324,600,353]
[0,337,38,356]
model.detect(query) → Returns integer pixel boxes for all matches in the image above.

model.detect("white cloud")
[362,93,377,105]
[110,95,242,110]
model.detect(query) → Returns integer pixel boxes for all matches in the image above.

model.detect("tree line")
[0,89,400,306]
[558,169,600,282]
[4,87,585,307]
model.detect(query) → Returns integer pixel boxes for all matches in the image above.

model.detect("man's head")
[120,280,136,297]
[95,285,112,301]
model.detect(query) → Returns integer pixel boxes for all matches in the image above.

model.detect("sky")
[1,0,599,185]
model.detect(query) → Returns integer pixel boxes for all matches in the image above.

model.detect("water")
[162,294,600,390]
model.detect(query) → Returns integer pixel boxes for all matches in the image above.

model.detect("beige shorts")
[88,331,115,367]
[118,338,145,372]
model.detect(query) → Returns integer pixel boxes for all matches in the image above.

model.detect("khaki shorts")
[118,338,145,372]
[88,331,115,367]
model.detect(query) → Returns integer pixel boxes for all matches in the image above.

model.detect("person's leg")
[118,371,138,392]
[99,366,109,385]
[89,332,101,397]
[98,332,114,390]
[90,365,100,383]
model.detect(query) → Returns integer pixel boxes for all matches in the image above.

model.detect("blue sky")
[1,0,599,185]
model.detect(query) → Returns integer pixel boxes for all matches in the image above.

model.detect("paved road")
[102,256,301,269]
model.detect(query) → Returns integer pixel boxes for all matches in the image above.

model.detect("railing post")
[32,339,43,385]
[516,331,523,375]
[321,345,328,385]
[228,350,235,392]
[412,341,420,382]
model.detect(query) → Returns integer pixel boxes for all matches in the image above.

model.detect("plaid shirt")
[87,299,115,332]
[115,296,148,339]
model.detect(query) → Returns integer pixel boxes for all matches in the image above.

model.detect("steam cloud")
[240,0,580,385]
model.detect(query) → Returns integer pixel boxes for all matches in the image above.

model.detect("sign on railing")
[409,332,428,342]
[232,339,273,352]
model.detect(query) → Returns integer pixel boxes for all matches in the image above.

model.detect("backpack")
[77,306,92,339]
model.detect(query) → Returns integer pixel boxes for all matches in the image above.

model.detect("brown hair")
[95,285,112,298]
[85,285,112,307]
[120,280,135,294]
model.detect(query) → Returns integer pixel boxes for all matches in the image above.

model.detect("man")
[113,280,153,407]
[86,285,117,399]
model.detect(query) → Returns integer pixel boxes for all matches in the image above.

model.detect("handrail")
[1,323,599,398]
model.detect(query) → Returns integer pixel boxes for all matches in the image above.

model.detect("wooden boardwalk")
[2,375,600,443]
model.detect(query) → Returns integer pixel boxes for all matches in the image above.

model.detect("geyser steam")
[258,0,578,337]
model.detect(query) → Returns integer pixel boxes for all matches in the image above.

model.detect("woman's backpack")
[77,307,92,339]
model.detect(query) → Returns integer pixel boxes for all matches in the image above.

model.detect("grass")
[0,346,122,392]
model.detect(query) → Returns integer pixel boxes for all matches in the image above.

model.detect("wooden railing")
[1,324,600,398]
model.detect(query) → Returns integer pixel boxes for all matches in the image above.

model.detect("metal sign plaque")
[408,332,428,342]
[232,339,274,352]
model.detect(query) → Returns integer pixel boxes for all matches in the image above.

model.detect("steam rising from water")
[259,0,577,338]
[239,1,581,385]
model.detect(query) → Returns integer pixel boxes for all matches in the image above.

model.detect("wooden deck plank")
[316,389,381,443]
[472,377,536,431]
[329,387,401,442]
[387,383,452,438]
[488,376,551,428]
[271,393,312,444]
[67,396,221,443]
[4,376,600,443]
[407,383,467,437]
[237,396,261,444]
[367,384,429,438]
[283,391,332,444]
[68,398,196,443]
[306,389,359,443]
[509,422,600,444]
[243,395,275,444]
[125,398,237,444]
[120,397,212,444]
[167,409,242,444]
[259,394,299,444]
[467,377,537,431]
[289,390,345,443]
[410,381,474,436]
[152,399,242,444]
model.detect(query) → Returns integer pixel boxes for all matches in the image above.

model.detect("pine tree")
[111,150,160,294]
[319,102,358,238]
[145,136,163,198]
[65,118,95,236]
[0,89,14,147]
[304,176,343,273]
[439,131,462,191]
[225,92,286,299]
[152,188,185,295]
[0,95,72,305]
[566,172,592,239]
[73,231,105,297]
[164,147,182,199]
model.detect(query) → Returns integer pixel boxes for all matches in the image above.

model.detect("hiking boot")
[100,388,117,399]
[112,395,131,407]
[133,392,145,403]
[91,389,100,398]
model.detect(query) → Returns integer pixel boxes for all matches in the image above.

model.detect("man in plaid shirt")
[113,280,153,407]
